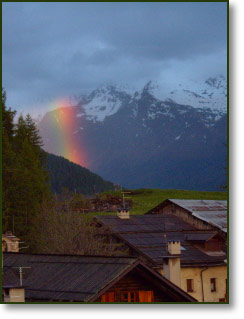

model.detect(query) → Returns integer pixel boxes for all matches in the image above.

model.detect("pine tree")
[2,88,18,232]
[2,90,52,250]
[2,88,16,140]
[25,114,43,148]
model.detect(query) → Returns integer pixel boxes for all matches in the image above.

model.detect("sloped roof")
[95,214,226,267]
[147,199,227,233]
[2,233,21,241]
[3,253,136,301]
[2,252,196,302]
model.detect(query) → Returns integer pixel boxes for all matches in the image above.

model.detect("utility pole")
[12,215,15,234]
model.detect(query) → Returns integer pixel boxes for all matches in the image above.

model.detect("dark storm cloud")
[2,2,227,115]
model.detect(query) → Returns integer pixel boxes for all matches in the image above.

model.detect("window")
[138,291,154,302]
[210,278,216,292]
[102,290,154,302]
[186,279,194,292]
[101,292,115,302]
[120,291,136,302]
[119,291,154,302]
[204,240,222,251]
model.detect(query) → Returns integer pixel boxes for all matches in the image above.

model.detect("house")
[2,252,196,303]
[146,199,227,238]
[2,231,21,253]
[94,211,227,302]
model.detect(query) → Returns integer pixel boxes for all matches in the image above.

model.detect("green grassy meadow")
[92,188,227,217]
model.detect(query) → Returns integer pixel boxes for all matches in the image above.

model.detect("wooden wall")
[96,268,181,302]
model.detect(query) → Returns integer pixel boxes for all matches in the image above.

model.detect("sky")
[2,2,227,117]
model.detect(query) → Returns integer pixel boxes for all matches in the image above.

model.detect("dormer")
[185,231,225,255]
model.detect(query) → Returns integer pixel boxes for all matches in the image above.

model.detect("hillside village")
[2,198,227,303]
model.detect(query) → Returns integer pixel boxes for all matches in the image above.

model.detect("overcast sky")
[2,2,227,117]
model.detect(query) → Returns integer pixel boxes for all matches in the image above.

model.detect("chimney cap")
[168,240,180,243]
[117,207,130,212]
[117,207,130,219]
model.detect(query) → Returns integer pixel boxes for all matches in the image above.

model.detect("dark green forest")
[2,88,51,249]
[45,152,114,195]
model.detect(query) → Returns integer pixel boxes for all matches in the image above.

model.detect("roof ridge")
[3,252,136,259]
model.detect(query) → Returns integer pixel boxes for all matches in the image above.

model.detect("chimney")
[3,287,25,302]
[117,207,130,219]
[163,240,181,287]
[167,240,181,255]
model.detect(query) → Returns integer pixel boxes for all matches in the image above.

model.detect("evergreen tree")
[25,114,43,149]
[2,88,16,140]
[2,90,52,250]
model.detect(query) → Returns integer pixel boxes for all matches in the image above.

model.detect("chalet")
[94,211,227,302]
[2,253,196,303]
[146,199,227,238]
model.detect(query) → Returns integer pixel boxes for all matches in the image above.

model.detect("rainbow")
[49,98,87,167]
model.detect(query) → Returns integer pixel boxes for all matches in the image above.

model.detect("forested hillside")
[45,152,114,195]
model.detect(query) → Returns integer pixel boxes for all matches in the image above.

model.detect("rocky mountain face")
[39,75,227,191]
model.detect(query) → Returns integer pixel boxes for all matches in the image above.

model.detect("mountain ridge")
[39,75,227,191]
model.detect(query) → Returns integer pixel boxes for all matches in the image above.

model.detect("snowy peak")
[205,75,226,90]
[142,80,159,94]
[79,84,132,122]
[144,75,227,112]
[74,75,227,123]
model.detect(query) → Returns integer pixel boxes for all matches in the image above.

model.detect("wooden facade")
[97,269,172,302]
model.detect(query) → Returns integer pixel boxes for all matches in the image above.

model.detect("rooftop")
[147,199,227,233]
[3,253,136,301]
[95,214,227,267]
[2,231,21,241]
[3,252,196,302]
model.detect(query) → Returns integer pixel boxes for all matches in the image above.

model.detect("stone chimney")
[117,207,130,219]
[3,287,25,302]
[167,240,181,255]
[163,240,181,287]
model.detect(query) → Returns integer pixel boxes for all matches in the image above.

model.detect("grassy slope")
[92,188,227,217]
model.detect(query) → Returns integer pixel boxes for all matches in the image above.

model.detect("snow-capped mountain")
[139,75,227,111]
[74,75,226,123]
[39,75,227,191]
[77,85,132,122]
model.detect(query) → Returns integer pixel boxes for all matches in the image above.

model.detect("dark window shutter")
[101,292,115,302]
[138,291,154,302]
[186,279,193,292]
